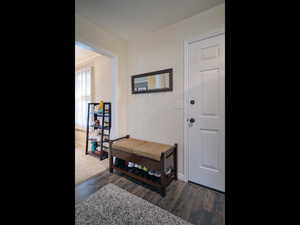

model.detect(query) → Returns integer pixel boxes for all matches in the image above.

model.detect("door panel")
[188,33,225,192]
[200,69,219,116]
[200,129,220,171]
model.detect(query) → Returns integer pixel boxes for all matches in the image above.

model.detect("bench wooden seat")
[109,135,177,196]
[112,138,173,161]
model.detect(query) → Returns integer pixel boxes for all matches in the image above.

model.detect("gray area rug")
[76,183,193,225]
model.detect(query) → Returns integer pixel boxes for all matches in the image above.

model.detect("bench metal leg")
[109,142,113,173]
[160,152,167,197]
[174,144,178,180]
[160,187,166,197]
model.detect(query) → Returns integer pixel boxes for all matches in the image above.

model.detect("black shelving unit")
[85,102,112,160]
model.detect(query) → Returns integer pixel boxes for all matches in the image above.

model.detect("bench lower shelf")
[112,165,162,188]
[111,165,176,195]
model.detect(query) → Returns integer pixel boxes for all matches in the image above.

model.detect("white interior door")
[187,32,225,192]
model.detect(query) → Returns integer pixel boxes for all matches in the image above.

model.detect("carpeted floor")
[75,148,108,185]
[75,183,193,225]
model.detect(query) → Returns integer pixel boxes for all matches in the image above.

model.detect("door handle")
[187,118,195,127]
[186,118,195,123]
[189,118,195,123]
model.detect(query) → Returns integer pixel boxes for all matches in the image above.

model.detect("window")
[75,67,92,129]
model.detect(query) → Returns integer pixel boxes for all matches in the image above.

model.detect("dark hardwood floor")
[75,169,225,225]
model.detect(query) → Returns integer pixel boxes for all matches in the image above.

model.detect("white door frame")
[183,28,225,182]
[75,40,119,139]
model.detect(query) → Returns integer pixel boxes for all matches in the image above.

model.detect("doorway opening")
[75,41,119,185]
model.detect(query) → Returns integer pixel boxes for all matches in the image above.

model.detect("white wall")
[92,56,113,103]
[75,14,128,137]
[127,4,225,175]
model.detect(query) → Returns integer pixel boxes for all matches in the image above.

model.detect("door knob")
[190,100,195,105]
[189,118,195,123]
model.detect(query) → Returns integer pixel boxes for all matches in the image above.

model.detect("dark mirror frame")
[131,68,173,94]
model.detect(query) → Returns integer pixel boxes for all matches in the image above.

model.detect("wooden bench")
[109,135,177,197]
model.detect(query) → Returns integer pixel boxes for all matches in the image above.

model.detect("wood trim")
[177,173,185,181]
[185,28,225,44]
[183,38,190,183]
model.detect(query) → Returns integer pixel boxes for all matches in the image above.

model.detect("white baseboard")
[177,173,186,182]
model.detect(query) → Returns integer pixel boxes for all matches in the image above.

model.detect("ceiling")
[75,0,224,40]
[75,45,99,65]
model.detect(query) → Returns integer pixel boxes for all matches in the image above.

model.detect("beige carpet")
[75,148,108,185]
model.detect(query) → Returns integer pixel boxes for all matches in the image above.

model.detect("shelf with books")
[85,102,111,160]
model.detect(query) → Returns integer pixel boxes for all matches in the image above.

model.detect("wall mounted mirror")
[131,68,173,94]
